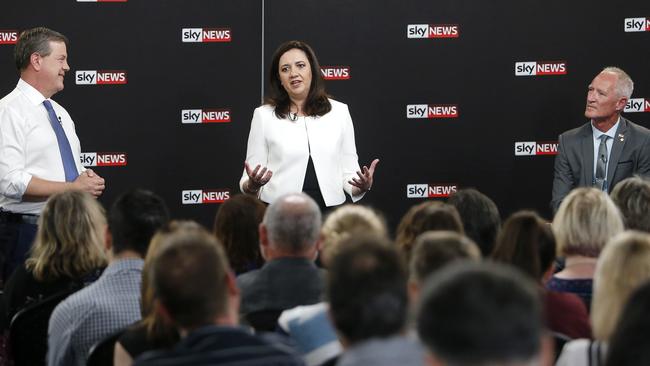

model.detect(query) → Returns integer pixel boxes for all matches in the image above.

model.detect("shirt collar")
[16,78,48,106]
[591,117,620,140]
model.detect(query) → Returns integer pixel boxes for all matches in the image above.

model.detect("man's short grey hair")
[264,193,322,253]
[602,66,634,99]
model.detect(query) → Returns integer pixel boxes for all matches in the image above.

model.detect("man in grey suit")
[551,67,650,212]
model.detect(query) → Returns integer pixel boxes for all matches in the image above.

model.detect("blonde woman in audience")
[556,231,650,366]
[278,204,387,366]
[548,188,623,307]
[113,221,203,366]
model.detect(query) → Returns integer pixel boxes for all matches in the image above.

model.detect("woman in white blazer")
[240,41,378,207]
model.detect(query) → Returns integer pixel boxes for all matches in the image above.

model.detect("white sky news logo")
[515,61,567,76]
[181,109,231,123]
[80,152,127,167]
[406,104,458,119]
[321,66,350,80]
[0,30,18,44]
[182,190,230,204]
[625,98,650,113]
[182,28,231,43]
[75,70,127,85]
[624,18,650,32]
[407,24,459,38]
[514,142,558,156]
[407,184,458,198]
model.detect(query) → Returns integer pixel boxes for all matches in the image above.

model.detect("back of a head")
[552,187,623,258]
[321,204,387,266]
[491,210,555,281]
[327,235,408,344]
[152,228,230,330]
[417,262,542,366]
[410,231,481,284]
[213,194,266,272]
[606,281,650,366]
[591,231,650,341]
[396,201,464,260]
[610,176,650,233]
[264,192,322,254]
[27,190,107,281]
[109,189,169,257]
[447,188,501,257]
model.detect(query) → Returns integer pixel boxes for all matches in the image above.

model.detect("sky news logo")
[182,28,231,43]
[625,98,650,112]
[407,24,459,38]
[407,184,458,198]
[515,61,567,76]
[514,142,558,156]
[0,30,18,44]
[321,66,350,80]
[182,189,230,204]
[75,70,127,85]
[181,109,231,123]
[80,152,127,167]
[624,18,650,32]
[406,104,458,119]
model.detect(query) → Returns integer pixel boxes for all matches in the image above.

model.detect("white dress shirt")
[240,99,365,206]
[0,79,83,214]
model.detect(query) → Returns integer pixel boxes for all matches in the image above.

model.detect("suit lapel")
[607,118,629,185]
[581,124,594,186]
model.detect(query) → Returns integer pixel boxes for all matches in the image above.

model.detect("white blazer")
[240,99,365,206]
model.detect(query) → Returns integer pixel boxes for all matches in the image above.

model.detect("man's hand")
[73,169,105,197]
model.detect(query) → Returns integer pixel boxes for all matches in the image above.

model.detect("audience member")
[1,190,106,329]
[114,222,202,365]
[328,235,424,366]
[408,231,480,303]
[396,201,463,260]
[548,188,623,307]
[605,280,650,366]
[47,189,169,366]
[491,210,591,339]
[447,188,501,256]
[556,231,650,366]
[609,175,650,232]
[278,204,387,366]
[133,226,303,365]
[237,193,324,331]
[213,194,266,274]
[417,262,547,366]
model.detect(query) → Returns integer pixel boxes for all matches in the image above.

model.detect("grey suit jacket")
[551,117,650,212]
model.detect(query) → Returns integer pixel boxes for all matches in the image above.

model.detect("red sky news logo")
[514,142,558,156]
[182,28,231,43]
[406,104,458,119]
[0,30,18,44]
[625,98,650,113]
[515,61,567,76]
[181,109,231,123]
[625,18,650,32]
[407,24,459,38]
[182,190,230,204]
[321,66,350,80]
[80,152,127,167]
[407,184,458,198]
[75,70,127,85]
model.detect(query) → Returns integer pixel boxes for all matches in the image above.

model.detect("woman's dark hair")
[265,40,331,119]
[213,194,266,274]
[606,280,650,366]
[490,210,555,281]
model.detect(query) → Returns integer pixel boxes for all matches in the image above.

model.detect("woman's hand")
[244,162,273,194]
[349,159,379,195]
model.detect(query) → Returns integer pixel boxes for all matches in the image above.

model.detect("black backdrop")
[2,0,649,230]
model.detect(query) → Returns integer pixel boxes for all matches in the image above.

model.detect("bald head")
[263,193,322,254]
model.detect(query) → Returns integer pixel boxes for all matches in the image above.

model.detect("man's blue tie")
[43,100,78,182]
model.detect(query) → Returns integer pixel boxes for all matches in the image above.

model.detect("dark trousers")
[0,218,37,287]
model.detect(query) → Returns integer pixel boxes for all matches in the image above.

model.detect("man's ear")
[616,97,628,112]
[154,299,174,324]
[259,223,269,260]
[104,226,113,253]
[30,53,42,71]
[226,270,239,297]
